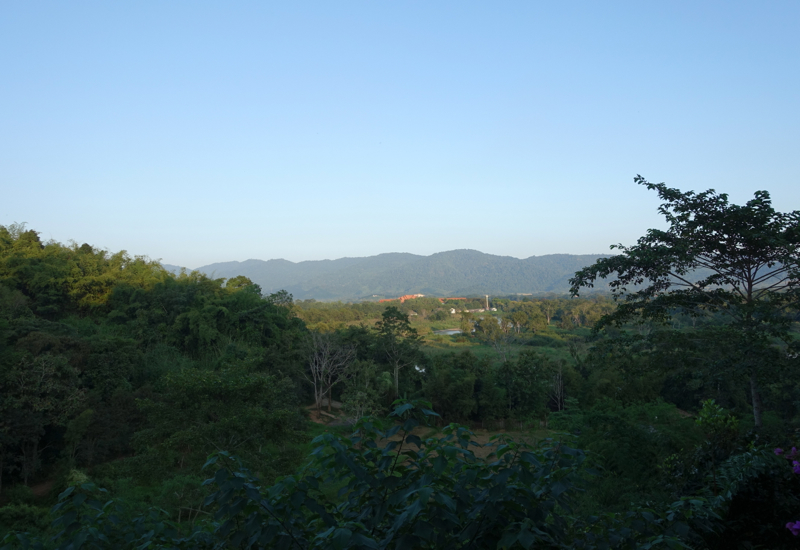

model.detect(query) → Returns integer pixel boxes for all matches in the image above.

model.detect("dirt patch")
[320,398,343,409]
[306,401,352,425]
[327,418,356,428]
[30,479,53,497]
[307,408,336,424]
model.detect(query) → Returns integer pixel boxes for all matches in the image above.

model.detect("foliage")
[134,367,305,482]
[375,307,422,398]
[340,360,391,423]
[4,402,712,549]
[202,402,666,549]
[472,315,514,361]
[570,176,800,428]
[2,221,800,546]
[570,177,800,331]
[0,504,49,538]
[0,224,309,494]
[699,448,800,549]
[304,332,356,413]
[497,351,566,420]
[695,399,739,436]
[551,399,703,509]
[422,354,479,422]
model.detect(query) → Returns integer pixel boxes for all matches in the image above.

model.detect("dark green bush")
[2,485,35,506]
[0,504,49,537]
[2,402,707,549]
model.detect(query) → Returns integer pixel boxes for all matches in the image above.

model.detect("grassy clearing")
[421,332,575,364]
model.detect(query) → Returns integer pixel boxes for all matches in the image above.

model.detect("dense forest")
[1,181,800,548]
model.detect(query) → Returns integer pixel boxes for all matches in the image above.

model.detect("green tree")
[0,354,84,485]
[473,315,512,361]
[376,307,422,398]
[187,403,703,548]
[458,310,473,335]
[135,367,304,479]
[509,301,546,333]
[537,299,558,326]
[509,310,527,333]
[498,351,564,420]
[2,403,729,549]
[570,176,800,428]
[341,359,391,422]
[423,360,478,422]
[226,275,259,293]
[63,409,94,468]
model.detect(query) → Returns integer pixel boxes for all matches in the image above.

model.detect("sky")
[2,1,799,268]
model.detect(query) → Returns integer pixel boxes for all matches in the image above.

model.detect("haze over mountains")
[162,250,609,301]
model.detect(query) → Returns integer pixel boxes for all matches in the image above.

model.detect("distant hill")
[160,264,185,275]
[164,250,610,301]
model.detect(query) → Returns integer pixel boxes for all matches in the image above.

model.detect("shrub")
[0,504,49,536]
[2,485,35,505]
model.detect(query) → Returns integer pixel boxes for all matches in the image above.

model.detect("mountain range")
[161,250,610,301]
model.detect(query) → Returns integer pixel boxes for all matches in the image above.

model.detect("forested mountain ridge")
[167,250,610,300]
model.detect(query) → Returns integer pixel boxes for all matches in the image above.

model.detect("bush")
[526,333,568,348]
[0,504,49,536]
[2,485,35,505]
[1,402,705,549]
[154,474,209,522]
[551,399,703,508]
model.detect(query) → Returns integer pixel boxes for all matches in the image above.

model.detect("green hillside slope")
[173,250,609,300]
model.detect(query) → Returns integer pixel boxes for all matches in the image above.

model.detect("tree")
[510,302,547,333]
[341,359,391,423]
[498,351,566,421]
[376,307,422,398]
[187,403,701,549]
[0,403,775,548]
[135,367,304,478]
[459,310,473,335]
[305,331,356,413]
[423,358,478,422]
[0,354,84,485]
[538,299,557,326]
[226,275,260,293]
[509,310,527,334]
[473,315,512,362]
[266,289,294,308]
[570,176,800,428]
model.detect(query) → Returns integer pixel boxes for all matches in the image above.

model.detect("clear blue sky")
[2,1,798,268]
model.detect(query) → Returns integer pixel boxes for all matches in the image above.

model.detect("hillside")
[166,250,610,300]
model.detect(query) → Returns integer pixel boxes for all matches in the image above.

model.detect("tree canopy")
[570,176,800,427]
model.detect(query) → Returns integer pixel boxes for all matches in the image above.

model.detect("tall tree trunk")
[86,438,97,468]
[327,386,332,413]
[22,441,32,486]
[750,372,763,429]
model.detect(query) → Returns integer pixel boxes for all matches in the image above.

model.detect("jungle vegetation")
[1,178,799,548]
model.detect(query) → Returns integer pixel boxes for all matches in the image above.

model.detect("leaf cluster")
[570,176,800,338]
